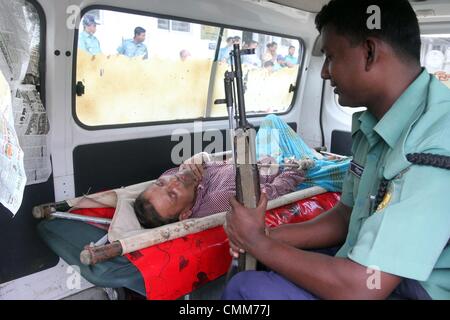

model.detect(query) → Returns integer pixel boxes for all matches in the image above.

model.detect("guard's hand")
[228,240,245,259]
[224,193,269,255]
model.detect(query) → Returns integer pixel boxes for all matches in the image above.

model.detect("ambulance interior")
[0,0,449,300]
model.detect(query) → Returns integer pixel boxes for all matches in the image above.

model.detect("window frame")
[72,5,305,131]
[157,18,170,30]
[170,20,191,32]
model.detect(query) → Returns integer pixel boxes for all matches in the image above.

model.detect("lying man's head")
[134,169,199,228]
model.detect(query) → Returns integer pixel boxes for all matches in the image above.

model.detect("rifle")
[215,43,261,276]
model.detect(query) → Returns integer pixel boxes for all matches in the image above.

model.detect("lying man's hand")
[180,162,203,182]
[179,152,210,182]
[284,157,315,171]
[258,156,279,176]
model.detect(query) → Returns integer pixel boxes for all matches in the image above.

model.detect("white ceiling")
[269,0,450,14]
[269,0,328,13]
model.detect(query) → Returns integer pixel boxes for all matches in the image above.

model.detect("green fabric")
[256,114,351,192]
[37,219,145,296]
[337,69,450,300]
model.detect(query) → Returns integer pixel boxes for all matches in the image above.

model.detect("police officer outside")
[78,14,101,55]
[117,27,149,60]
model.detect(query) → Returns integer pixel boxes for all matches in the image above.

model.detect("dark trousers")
[222,247,431,300]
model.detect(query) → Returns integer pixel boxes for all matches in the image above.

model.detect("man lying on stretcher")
[35,115,349,231]
[133,115,350,229]
[133,153,315,229]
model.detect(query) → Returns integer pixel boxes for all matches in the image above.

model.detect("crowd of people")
[218,35,299,71]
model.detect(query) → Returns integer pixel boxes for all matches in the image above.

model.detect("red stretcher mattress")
[72,192,340,299]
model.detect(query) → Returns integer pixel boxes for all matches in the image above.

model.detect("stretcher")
[36,182,340,300]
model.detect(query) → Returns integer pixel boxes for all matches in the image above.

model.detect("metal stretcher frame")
[34,144,346,298]
[80,185,328,265]
[36,188,335,299]
[34,150,328,265]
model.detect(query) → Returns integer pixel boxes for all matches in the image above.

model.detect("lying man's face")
[134,169,199,228]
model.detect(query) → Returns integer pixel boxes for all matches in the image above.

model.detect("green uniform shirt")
[79,31,101,55]
[336,69,450,300]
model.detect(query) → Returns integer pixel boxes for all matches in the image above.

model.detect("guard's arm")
[225,196,401,299]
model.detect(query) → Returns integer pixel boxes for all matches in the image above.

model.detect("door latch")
[75,81,85,96]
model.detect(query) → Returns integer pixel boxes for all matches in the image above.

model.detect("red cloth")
[265,192,340,227]
[71,207,115,231]
[126,227,231,300]
[72,192,340,300]
[71,207,115,219]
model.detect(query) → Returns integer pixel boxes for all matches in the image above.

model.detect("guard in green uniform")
[222,0,450,300]
[337,68,450,300]
[78,15,101,55]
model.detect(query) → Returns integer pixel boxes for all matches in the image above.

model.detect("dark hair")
[315,0,421,63]
[289,45,295,50]
[134,192,178,229]
[266,42,278,50]
[134,26,146,37]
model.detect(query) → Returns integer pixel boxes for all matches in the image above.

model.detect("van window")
[74,8,302,128]
[421,35,450,88]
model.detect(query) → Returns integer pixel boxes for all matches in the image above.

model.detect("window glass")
[75,9,302,127]
[157,19,169,30]
[171,21,190,32]
[208,28,301,118]
[421,35,450,88]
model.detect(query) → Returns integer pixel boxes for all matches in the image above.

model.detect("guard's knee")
[222,271,267,300]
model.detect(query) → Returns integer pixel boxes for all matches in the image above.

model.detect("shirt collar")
[373,68,430,148]
[352,110,379,148]
[130,40,144,47]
